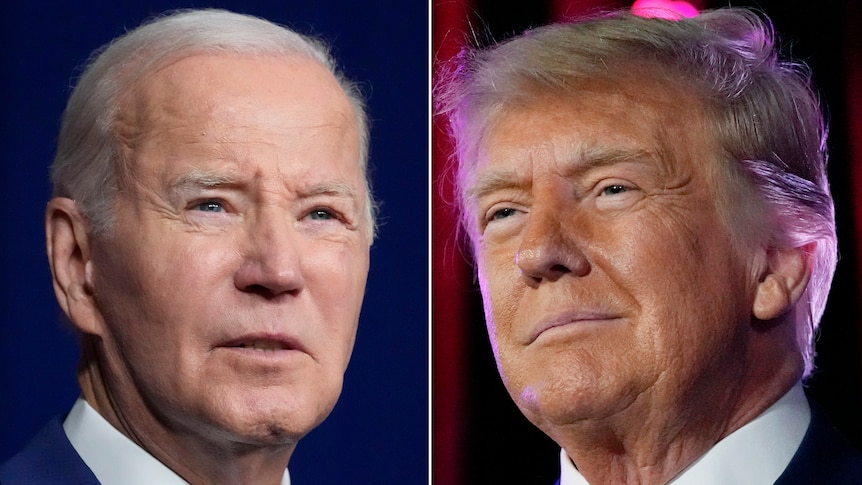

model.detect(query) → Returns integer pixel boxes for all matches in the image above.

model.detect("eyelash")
[194,200,226,212]
[491,207,517,220]
[600,184,629,196]
[308,208,337,220]
[184,197,353,230]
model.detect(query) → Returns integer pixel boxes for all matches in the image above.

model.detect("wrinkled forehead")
[113,53,359,173]
[459,73,710,188]
[456,74,742,238]
[121,54,351,132]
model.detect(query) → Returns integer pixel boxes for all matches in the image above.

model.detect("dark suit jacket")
[773,400,862,484]
[0,416,99,485]
[554,400,862,484]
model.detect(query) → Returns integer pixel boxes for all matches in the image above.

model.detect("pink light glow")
[632,0,699,20]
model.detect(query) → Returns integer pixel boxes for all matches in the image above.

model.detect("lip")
[528,310,622,344]
[215,333,308,354]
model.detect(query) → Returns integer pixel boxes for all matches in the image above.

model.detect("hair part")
[52,8,377,240]
[436,7,836,377]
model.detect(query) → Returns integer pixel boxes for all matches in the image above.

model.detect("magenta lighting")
[632,0,699,19]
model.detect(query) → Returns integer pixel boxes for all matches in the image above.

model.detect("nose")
[516,207,590,284]
[234,211,305,298]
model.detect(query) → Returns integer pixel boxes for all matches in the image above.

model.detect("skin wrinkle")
[119,129,363,246]
[163,170,363,237]
[469,71,804,484]
[52,52,370,485]
[113,52,370,235]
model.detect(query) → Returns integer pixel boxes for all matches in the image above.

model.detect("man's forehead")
[117,52,350,134]
[115,53,356,148]
[472,91,656,166]
[463,80,715,202]
[111,53,361,198]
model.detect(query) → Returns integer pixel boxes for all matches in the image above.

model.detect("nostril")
[239,281,302,300]
[242,283,276,298]
[550,264,571,273]
[246,284,268,293]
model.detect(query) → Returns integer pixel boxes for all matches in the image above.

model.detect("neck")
[77,339,293,485]
[551,356,801,484]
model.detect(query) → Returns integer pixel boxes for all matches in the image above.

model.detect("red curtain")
[432,1,473,483]
[849,5,862,361]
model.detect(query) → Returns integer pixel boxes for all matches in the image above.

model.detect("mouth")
[528,311,622,344]
[217,334,305,354]
[231,339,290,351]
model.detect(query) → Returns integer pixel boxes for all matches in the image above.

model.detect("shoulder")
[0,417,99,485]
[775,399,862,485]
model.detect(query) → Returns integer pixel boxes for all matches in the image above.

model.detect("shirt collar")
[560,383,810,485]
[63,398,291,485]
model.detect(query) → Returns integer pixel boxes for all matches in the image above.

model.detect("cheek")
[303,239,368,354]
[476,247,523,366]
[616,200,715,284]
[147,238,237,325]
[623,207,751,359]
[326,240,369,307]
[97,229,237,345]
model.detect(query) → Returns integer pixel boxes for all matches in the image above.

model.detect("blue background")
[0,2,428,483]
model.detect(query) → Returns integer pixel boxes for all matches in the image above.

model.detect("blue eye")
[309,209,335,220]
[602,185,628,196]
[195,201,225,212]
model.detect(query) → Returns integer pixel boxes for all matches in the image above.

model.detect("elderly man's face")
[470,81,763,436]
[87,54,370,447]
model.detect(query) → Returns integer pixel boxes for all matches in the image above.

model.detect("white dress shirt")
[63,398,291,485]
[560,383,810,485]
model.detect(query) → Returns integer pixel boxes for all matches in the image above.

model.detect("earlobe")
[752,244,813,321]
[46,198,104,336]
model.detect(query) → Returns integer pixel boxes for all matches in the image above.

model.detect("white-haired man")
[1,9,373,484]
[438,7,862,484]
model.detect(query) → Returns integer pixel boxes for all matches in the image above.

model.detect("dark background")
[433,0,862,483]
[0,1,428,484]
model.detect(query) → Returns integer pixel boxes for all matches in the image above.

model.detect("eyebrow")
[168,170,243,193]
[466,169,529,202]
[168,171,359,199]
[467,146,655,201]
[297,180,361,201]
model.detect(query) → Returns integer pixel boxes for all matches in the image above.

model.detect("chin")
[206,388,341,448]
[507,364,634,431]
[515,385,594,429]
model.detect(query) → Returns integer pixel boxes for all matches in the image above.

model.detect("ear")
[752,243,814,321]
[46,198,105,336]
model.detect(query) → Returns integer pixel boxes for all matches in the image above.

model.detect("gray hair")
[436,8,836,377]
[52,8,376,239]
